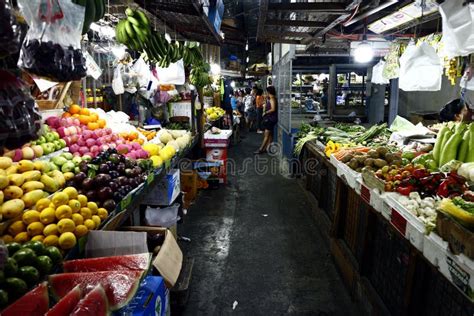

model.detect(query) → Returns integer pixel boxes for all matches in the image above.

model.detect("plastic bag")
[17,0,87,82]
[439,1,474,58]
[383,42,401,80]
[399,42,442,92]
[156,59,185,85]
[112,64,125,95]
[0,0,23,57]
[372,60,389,85]
[145,204,180,227]
[0,70,42,149]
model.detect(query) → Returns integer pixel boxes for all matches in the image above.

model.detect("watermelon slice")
[63,253,151,273]
[49,270,144,311]
[70,284,109,316]
[45,285,82,316]
[1,282,49,316]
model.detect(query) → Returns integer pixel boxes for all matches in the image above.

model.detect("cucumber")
[457,130,470,162]
[433,126,450,165]
[439,132,462,166]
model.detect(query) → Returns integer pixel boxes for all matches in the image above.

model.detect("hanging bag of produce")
[371,60,389,85]
[382,42,401,80]
[439,0,474,58]
[156,59,186,85]
[112,63,125,95]
[399,41,442,92]
[0,0,23,57]
[17,0,87,82]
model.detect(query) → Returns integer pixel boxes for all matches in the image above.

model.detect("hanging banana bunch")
[73,0,106,34]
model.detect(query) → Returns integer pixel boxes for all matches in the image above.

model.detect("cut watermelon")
[70,284,109,316]
[49,270,144,311]
[63,253,151,273]
[45,285,82,316]
[1,282,49,316]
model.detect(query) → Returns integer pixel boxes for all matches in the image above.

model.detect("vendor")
[439,99,469,122]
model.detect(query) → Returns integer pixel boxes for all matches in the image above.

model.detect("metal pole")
[389,78,399,125]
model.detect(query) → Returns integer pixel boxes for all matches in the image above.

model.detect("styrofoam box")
[369,188,386,213]
[424,233,474,299]
[329,154,339,168]
[385,193,426,251]
[380,193,394,221]
[336,160,361,193]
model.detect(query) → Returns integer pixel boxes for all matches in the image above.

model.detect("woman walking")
[255,86,278,154]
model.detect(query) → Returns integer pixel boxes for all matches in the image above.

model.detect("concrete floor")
[179,132,361,315]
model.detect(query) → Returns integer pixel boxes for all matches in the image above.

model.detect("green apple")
[61,161,76,173]
[52,132,60,140]
[53,140,62,151]
[45,133,55,143]
[40,143,51,155]
[74,166,80,174]
[82,155,92,162]
[31,141,37,146]
[37,136,46,144]
[72,157,82,165]
[58,139,67,148]
[46,143,56,154]
[49,162,59,171]
[61,152,73,160]
[52,156,68,166]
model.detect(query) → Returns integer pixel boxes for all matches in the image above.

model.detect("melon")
[1,282,49,316]
[49,270,144,310]
[70,284,109,316]
[63,253,151,273]
[46,285,82,316]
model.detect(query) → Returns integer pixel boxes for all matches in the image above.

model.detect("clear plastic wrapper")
[17,0,87,81]
[0,70,42,148]
[0,0,23,57]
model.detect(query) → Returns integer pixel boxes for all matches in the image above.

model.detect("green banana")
[94,0,104,22]
[124,20,136,39]
[127,16,142,28]
[135,10,150,28]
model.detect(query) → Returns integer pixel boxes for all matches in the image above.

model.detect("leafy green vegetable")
[452,197,474,214]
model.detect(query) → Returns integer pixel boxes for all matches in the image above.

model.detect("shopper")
[244,88,257,131]
[255,86,278,154]
[231,91,239,113]
[439,99,469,122]
[255,88,265,133]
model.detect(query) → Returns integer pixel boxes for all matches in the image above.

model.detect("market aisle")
[179,133,360,315]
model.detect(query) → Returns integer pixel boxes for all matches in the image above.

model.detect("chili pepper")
[412,169,428,179]
[437,178,456,197]
[397,185,413,196]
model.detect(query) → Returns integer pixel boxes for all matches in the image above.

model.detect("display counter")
[301,141,474,315]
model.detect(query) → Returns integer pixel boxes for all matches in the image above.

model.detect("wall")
[398,76,474,119]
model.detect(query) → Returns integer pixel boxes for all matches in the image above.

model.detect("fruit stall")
[296,121,474,315]
[0,0,227,314]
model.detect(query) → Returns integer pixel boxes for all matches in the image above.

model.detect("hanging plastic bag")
[439,1,474,58]
[0,0,23,57]
[132,57,151,88]
[399,42,442,92]
[156,59,185,85]
[17,0,87,82]
[382,42,401,80]
[372,60,389,85]
[112,64,125,95]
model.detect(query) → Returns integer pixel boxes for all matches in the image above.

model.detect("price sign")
[391,208,407,235]
[120,194,132,210]
[361,185,371,204]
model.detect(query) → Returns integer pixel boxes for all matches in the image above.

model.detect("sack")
[17,0,87,81]
[112,64,125,95]
[439,1,474,58]
[399,42,442,92]
[156,59,185,85]
[382,42,401,80]
[372,60,390,85]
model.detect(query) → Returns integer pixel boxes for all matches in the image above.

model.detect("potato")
[376,147,388,157]
[364,158,374,167]
[373,159,388,168]
[341,154,354,163]
[367,150,379,159]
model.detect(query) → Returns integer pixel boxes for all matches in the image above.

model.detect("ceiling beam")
[343,0,399,27]
[265,19,329,28]
[262,37,302,44]
[264,31,313,38]
[268,2,348,14]
[256,0,269,42]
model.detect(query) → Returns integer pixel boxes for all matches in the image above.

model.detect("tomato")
[394,174,403,181]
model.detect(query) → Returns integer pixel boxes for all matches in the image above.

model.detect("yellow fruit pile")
[3,187,108,250]
[0,157,65,223]
[205,107,225,121]
[137,127,157,141]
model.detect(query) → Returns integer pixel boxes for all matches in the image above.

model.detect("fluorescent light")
[230,81,236,88]
[210,63,221,75]
[246,56,249,63]
[354,41,373,63]
[245,41,248,51]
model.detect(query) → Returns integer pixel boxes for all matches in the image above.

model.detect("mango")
[40,174,59,193]
[0,191,3,205]
[33,161,50,173]
[1,199,25,219]
[63,172,75,181]
[22,170,41,182]
[48,170,65,187]
[21,181,45,192]
[5,165,18,175]
[0,157,13,169]
[4,186,23,200]
[0,169,5,176]
[22,189,45,208]
[0,175,8,189]
[8,174,25,187]
[17,160,35,173]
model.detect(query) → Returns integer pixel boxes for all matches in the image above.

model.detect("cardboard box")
[114,276,169,316]
[87,228,183,288]
[206,148,227,184]
[121,226,183,288]
[142,169,181,206]
[203,129,232,148]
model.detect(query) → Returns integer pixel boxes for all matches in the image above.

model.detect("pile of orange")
[137,127,157,141]
[63,105,106,130]
[119,132,144,145]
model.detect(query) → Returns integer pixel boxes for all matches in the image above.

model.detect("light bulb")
[246,56,249,63]
[354,41,374,63]
[245,43,248,51]
[230,81,236,88]
[210,63,221,75]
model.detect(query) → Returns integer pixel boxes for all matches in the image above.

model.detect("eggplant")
[86,190,97,201]
[131,167,142,177]
[94,174,109,186]
[116,163,126,175]
[109,181,119,191]
[99,163,109,174]
[124,168,134,178]
[74,172,87,184]
[105,161,115,170]
[109,170,119,179]
[108,153,120,164]
[124,158,135,169]
[79,161,89,173]
[103,199,116,212]
[98,187,113,201]
[117,176,129,186]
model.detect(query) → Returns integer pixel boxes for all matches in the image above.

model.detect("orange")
[89,113,99,122]
[69,104,81,114]
[80,108,90,115]
[97,119,106,128]
[72,113,80,118]
[87,122,99,130]
[79,115,90,125]
[62,112,71,118]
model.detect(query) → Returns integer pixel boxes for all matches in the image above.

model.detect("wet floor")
[179,132,361,315]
